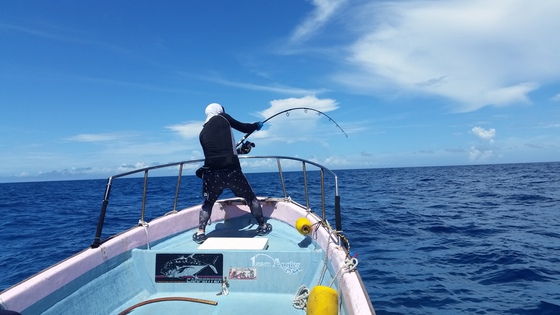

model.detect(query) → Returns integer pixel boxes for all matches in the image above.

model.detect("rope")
[330,256,359,313]
[315,221,332,286]
[117,297,217,315]
[339,233,351,255]
[330,256,359,287]
[292,285,310,310]
[292,220,329,310]
[292,218,359,312]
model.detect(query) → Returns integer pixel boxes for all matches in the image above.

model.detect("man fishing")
[193,103,272,244]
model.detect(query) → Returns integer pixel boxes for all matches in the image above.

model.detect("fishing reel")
[237,141,255,154]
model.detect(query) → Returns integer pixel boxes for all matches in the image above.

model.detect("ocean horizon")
[1,160,558,184]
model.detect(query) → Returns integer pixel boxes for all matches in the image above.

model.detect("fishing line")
[236,107,348,147]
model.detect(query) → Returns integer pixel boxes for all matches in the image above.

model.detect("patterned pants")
[199,168,264,230]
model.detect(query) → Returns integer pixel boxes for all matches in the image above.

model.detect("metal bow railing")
[91,156,340,248]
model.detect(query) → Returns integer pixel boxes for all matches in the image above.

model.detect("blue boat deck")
[122,292,303,315]
[154,213,319,252]
[113,215,333,315]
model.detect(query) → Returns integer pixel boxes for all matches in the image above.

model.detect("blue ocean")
[1,162,559,314]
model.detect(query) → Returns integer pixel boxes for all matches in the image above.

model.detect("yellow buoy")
[296,217,313,235]
[306,285,338,315]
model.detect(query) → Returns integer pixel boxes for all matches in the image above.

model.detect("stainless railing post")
[302,162,310,209]
[140,170,148,224]
[173,163,184,213]
[276,158,287,199]
[320,169,326,221]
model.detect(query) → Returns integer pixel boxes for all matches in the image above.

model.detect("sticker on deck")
[155,253,223,283]
[228,267,257,280]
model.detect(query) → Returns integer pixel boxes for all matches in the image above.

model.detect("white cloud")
[335,0,560,112]
[468,127,497,161]
[118,162,148,171]
[471,126,496,142]
[290,0,347,43]
[253,95,345,144]
[469,146,494,161]
[260,95,339,118]
[192,74,324,96]
[65,133,130,142]
[166,121,204,140]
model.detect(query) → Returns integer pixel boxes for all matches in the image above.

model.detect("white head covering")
[205,103,224,123]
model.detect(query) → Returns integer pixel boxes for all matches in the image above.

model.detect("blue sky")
[1,0,559,182]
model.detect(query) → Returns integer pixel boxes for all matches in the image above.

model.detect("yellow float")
[306,285,338,315]
[296,217,313,235]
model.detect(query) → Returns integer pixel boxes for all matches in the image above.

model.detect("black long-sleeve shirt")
[199,113,258,169]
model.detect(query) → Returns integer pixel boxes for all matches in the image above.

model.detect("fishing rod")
[236,107,348,151]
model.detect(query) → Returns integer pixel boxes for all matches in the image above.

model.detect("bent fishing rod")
[236,107,348,148]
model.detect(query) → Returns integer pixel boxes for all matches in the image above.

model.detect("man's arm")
[222,113,260,133]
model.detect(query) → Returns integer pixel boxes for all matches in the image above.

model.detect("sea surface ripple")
[1,162,559,314]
